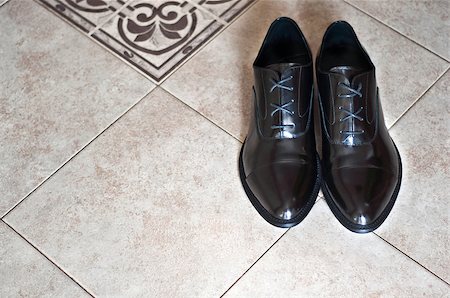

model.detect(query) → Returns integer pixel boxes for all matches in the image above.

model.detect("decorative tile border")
[36,0,256,82]
[39,0,130,33]
[93,0,224,82]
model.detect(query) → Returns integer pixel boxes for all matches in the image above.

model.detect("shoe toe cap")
[329,167,398,227]
[246,162,318,222]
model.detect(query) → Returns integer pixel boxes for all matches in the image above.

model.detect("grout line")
[32,0,158,85]
[1,219,96,297]
[220,228,291,297]
[158,0,261,84]
[373,232,450,286]
[147,22,227,85]
[0,0,11,8]
[87,1,130,35]
[85,1,229,85]
[344,0,450,63]
[388,66,449,130]
[87,0,227,36]
[33,0,92,34]
[33,0,260,85]
[1,87,156,219]
[186,0,228,26]
[160,87,243,144]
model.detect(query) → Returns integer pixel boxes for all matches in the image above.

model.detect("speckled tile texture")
[378,72,450,283]
[0,222,90,297]
[2,0,449,296]
[224,200,449,297]
[346,0,450,60]
[0,0,154,216]
[162,0,449,141]
[4,88,285,297]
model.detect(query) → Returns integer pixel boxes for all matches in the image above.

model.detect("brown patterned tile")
[191,0,257,22]
[91,0,225,82]
[34,0,255,82]
[38,0,130,33]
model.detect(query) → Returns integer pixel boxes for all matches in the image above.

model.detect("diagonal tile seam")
[87,0,228,36]
[185,0,228,26]
[162,64,450,148]
[373,232,450,286]
[32,0,92,34]
[31,0,155,84]
[87,1,131,35]
[387,66,450,130]
[90,0,229,34]
[84,0,230,84]
[343,0,450,63]
[0,86,156,219]
[32,0,162,84]
[25,0,444,151]
[3,0,444,294]
[34,0,261,85]
[1,219,96,297]
[10,0,447,290]
[220,196,450,294]
[219,197,323,297]
[0,0,11,8]
[161,86,243,143]
[102,0,261,85]
[220,227,292,297]
[143,0,262,85]
[161,64,450,144]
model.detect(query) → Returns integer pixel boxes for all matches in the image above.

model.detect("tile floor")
[0,0,449,296]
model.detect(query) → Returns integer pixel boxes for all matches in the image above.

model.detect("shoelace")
[269,76,295,130]
[337,82,364,135]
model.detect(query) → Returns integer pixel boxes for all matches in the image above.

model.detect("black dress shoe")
[239,17,321,228]
[316,21,402,233]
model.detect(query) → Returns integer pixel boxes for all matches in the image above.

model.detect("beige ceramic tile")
[4,88,285,297]
[0,221,89,297]
[0,0,154,216]
[190,0,256,22]
[162,0,449,141]
[346,0,450,61]
[225,200,449,297]
[377,71,450,283]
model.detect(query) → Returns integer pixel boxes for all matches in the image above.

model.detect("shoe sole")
[321,141,403,233]
[238,143,322,228]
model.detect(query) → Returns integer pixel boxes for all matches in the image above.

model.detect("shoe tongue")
[329,66,364,80]
[265,63,302,73]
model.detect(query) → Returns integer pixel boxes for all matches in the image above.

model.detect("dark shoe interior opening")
[254,18,311,67]
[319,22,372,71]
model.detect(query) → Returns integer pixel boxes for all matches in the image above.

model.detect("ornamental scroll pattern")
[117,2,198,55]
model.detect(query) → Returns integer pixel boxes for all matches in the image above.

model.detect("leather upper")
[316,21,401,229]
[241,17,320,224]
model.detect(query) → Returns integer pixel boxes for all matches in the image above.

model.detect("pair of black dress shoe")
[239,17,402,233]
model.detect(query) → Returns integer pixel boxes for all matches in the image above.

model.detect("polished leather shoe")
[316,21,402,233]
[239,17,321,228]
